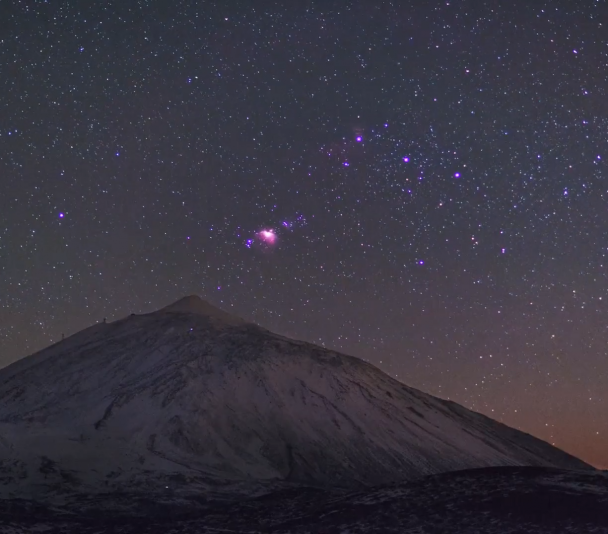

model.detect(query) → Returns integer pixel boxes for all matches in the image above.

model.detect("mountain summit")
[0,297,591,504]
[159,295,246,325]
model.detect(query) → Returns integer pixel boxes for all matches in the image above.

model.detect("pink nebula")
[258,229,277,244]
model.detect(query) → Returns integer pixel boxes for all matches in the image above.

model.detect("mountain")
[0,296,591,506]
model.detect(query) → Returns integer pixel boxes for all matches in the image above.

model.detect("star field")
[1,1,606,467]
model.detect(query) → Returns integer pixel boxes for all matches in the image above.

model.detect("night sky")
[1,1,606,468]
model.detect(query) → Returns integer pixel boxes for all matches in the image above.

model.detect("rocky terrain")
[1,467,607,533]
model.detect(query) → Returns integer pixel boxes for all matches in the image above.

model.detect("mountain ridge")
[158,295,246,325]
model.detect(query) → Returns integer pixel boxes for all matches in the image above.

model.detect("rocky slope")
[6,467,607,534]
[0,296,591,505]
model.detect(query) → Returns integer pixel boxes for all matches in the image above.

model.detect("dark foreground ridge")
[1,467,607,533]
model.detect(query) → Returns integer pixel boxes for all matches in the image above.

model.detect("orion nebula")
[258,229,277,245]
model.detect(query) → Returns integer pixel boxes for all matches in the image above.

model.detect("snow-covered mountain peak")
[157,295,245,326]
[0,302,592,505]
